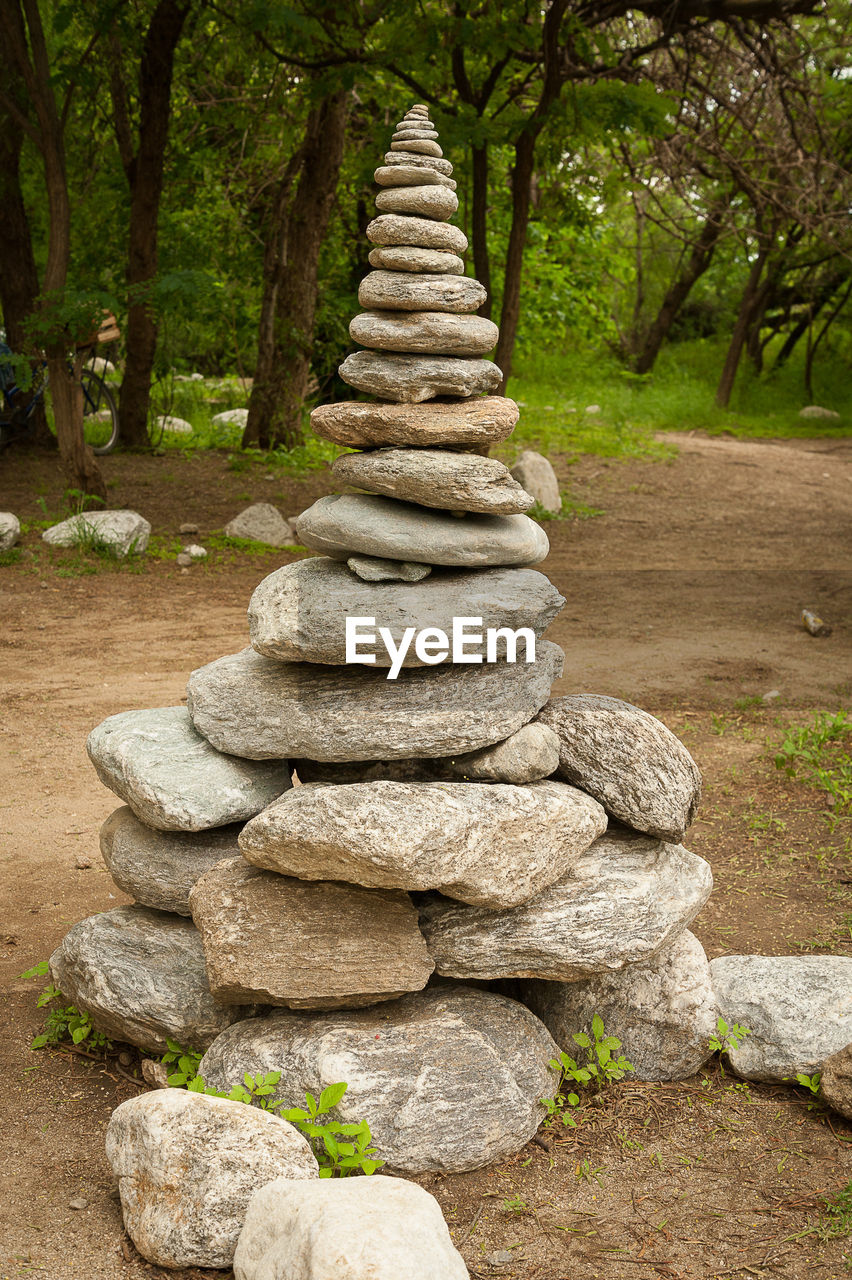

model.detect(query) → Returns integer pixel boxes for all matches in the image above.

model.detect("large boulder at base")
[339,351,501,403]
[710,954,852,1082]
[538,694,701,841]
[295,494,548,568]
[233,1176,469,1280]
[510,450,561,515]
[42,509,150,556]
[186,642,564,762]
[419,827,713,981]
[310,396,518,449]
[247,559,563,666]
[189,857,433,1008]
[224,502,295,547]
[819,1043,852,1119]
[200,985,559,1174]
[331,447,533,515]
[100,806,242,915]
[519,931,718,1081]
[0,512,20,550]
[49,906,251,1053]
[239,779,606,909]
[87,706,291,831]
[106,1089,317,1271]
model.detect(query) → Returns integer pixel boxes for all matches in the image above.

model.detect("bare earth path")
[0,432,850,1279]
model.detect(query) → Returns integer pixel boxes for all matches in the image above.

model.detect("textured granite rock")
[359,271,485,312]
[339,351,501,401]
[375,186,458,220]
[186,642,564,761]
[383,151,454,177]
[367,214,466,254]
[100,805,243,914]
[710,954,852,1082]
[248,559,562,665]
[106,1090,317,1270]
[189,857,433,1008]
[86,706,291,831]
[392,128,440,142]
[233,1176,469,1280]
[519,931,718,1081]
[350,310,498,357]
[331,448,533,514]
[311,396,518,448]
[294,494,548,567]
[0,512,20,550]
[200,985,559,1173]
[368,245,464,273]
[819,1043,852,1119]
[419,827,713,981]
[239,779,606,909]
[346,554,431,582]
[389,138,443,157]
[510,451,561,515]
[224,503,295,547]
[49,906,249,1052]
[42,509,150,556]
[538,695,702,841]
[374,164,450,189]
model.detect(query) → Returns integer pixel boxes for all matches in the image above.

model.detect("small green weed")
[541,1014,634,1129]
[816,1180,852,1241]
[528,496,604,522]
[0,547,23,566]
[502,1195,531,1215]
[790,1071,825,1112]
[575,1159,605,1187]
[709,1016,752,1057]
[774,711,852,817]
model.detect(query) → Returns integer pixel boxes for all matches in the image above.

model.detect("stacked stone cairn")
[46,108,852,1275]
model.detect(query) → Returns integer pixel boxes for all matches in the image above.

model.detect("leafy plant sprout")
[540,1014,635,1129]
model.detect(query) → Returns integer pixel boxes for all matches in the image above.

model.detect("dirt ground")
[0,430,850,1280]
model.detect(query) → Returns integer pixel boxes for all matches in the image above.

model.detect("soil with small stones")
[0,431,850,1280]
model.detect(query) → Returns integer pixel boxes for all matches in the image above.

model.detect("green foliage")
[774,711,852,815]
[815,1180,852,1242]
[709,1016,752,1055]
[28,983,112,1053]
[792,1071,825,1111]
[541,1014,635,1128]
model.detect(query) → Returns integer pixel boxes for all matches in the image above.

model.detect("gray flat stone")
[419,826,713,981]
[350,310,498,357]
[538,695,702,841]
[389,138,443,157]
[311,396,518,447]
[359,271,485,313]
[331,448,533,514]
[233,1176,469,1280]
[367,214,466,254]
[189,857,433,1008]
[368,245,463,273]
[347,554,432,582]
[199,985,559,1174]
[224,502,294,547]
[49,905,250,1053]
[42,510,150,556]
[186,642,564,762]
[384,151,454,176]
[240,779,606,909]
[511,451,561,515]
[519,931,718,1081]
[376,186,457,220]
[710,955,852,1082]
[107,1090,317,1271]
[339,351,501,401]
[392,128,439,142]
[0,512,20,550]
[86,706,291,831]
[100,805,243,914]
[374,164,447,187]
[294,494,548,567]
[248,559,562,665]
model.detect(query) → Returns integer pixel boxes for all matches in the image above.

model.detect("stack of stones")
[47,106,761,1268]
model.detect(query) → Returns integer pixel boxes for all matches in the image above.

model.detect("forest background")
[1,0,850,500]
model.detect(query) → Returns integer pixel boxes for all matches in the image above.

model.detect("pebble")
[179,522,199,535]
[176,553,193,567]
[68,1196,89,1211]
[183,543,207,559]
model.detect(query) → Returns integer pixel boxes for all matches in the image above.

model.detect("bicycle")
[0,315,120,455]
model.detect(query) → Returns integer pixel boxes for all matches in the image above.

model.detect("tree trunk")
[244,88,349,451]
[47,349,107,500]
[632,211,724,375]
[715,249,768,409]
[114,0,190,449]
[471,143,492,318]
[773,271,846,370]
[495,126,540,393]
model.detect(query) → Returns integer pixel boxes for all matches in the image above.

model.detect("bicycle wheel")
[81,368,119,454]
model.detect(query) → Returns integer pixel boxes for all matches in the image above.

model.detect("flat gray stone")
[339,351,501,401]
[248,559,562,665]
[392,128,440,141]
[383,151,454,176]
[107,1090,317,1271]
[240,779,606,909]
[374,164,447,187]
[367,214,466,254]
[86,706,291,831]
[419,827,713,981]
[311,396,518,447]
[389,138,443,157]
[332,448,533,514]
[799,405,840,420]
[368,245,463,273]
[294,494,548,567]
[350,310,498,357]
[347,554,431,582]
[224,502,294,547]
[49,906,250,1053]
[538,695,702,841]
[186,642,564,762]
[0,512,20,550]
[710,955,852,1082]
[376,186,457,220]
[819,1043,852,1119]
[189,857,433,1008]
[511,451,561,515]
[100,805,243,914]
[519,931,717,1081]
[200,985,559,1174]
[359,271,485,312]
[233,1176,469,1280]
[42,510,150,556]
